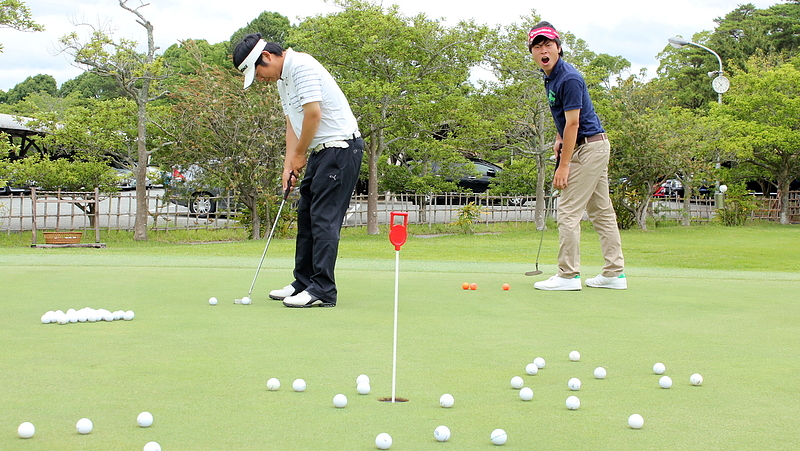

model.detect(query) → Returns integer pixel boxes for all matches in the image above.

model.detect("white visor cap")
[238,39,268,89]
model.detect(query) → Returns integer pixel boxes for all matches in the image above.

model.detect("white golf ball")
[659,375,673,389]
[510,376,524,389]
[76,418,93,434]
[533,357,546,368]
[568,377,582,391]
[137,411,154,427]
[357,382,371,395]
[375,432,392,449]
[58,314,69,325]
[690,373,704,386]
[525,363,539,375]
[241,296,252,305]
[333,393,348,408]
[490,428,507,445]
[209,297,218,305]
[18,422,35,439]
[439,393,454,408]
[292,378,306,392]
[77,311,88,322]
[41,313,51,324]
[566,395,581,410]
[356,374,370,385]
[594,367,607,379]
[569,350,581,361]
[519,387,534,401]
[143,441,161,451]
[123,310,135,321]
[628,413,644,429]
[434,425,451,442]
[266,377,280,391]
[653,362,666,374]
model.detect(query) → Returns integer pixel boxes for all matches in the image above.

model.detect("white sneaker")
[534,275,582,291]
[269,284,297,300]
[585,274,627,290]
[282,291,335,308]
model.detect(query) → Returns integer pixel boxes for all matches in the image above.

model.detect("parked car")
[654,179,712,198]
[409,158,503,204]
[114,166,164,191]
[164,165,234,216]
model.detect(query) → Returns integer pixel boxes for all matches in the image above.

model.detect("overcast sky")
[0,0,780,92]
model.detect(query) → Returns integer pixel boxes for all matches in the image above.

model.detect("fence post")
[94,187,100,243]
[30,187,37,246]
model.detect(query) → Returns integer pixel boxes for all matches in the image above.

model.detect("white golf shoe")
[534,275,582,291]
[585,274,627,289]
[269,284,298,300]
[282,291,336,308]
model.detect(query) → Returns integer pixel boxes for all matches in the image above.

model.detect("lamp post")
[668,36,729,207]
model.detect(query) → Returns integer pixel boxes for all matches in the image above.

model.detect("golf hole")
[378,397,409,403]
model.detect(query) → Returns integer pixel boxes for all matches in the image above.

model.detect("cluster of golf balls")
[461,282,512,291]
[40,308,134,324]
[209,296,251,305]
[16,411,157,449]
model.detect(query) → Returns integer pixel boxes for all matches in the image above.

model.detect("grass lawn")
[1,222,798,450]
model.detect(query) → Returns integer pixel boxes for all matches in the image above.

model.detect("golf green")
[1,234,799,450]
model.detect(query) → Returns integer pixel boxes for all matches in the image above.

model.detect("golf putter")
[526,143,562,276]
[247,172,295,296]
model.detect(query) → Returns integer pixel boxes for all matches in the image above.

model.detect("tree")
[230,11,292,50]
[58,72,127,100]
[0,0,44,52]
[291,0,491,234]
[712,57,800,225]
[58,0,167,241]
[162,41,286,240]
[3,74,57,104]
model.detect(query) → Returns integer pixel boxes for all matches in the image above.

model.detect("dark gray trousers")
[291,137,364,304]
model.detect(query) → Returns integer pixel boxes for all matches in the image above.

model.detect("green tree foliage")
[0,0,44,52]
[229,11,292,51]
[58,72,126,100]
[711,57,800,225]
[3,74,57,104]
[291,0,491,233]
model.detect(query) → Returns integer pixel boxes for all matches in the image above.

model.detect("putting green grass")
[1,224,799,450]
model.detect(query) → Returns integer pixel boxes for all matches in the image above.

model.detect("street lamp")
[668,36,729,206]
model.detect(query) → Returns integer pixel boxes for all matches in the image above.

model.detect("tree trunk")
[635,195,649,231]
[778,180,791,225]
[367,132,379,235]
[134,98,149,241]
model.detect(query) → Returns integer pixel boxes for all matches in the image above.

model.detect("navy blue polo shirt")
[543,58,604,140]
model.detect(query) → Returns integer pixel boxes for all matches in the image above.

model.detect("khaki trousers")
[556,139,624,278]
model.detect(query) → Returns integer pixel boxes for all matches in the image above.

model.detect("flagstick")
[391,248,400,403]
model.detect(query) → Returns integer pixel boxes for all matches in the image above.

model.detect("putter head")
[525,270,543,276]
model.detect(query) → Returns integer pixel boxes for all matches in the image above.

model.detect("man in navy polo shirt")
[233,33,364,307]
[528,21,626,291]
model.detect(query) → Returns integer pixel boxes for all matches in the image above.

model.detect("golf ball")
[143,441,161,451]
[18,422,35,439]
[659,375,673,389]
[569,350,581,361]
[568,377,582,391]
[566,395,581,410]
[41,313,50,324]
[525,363,539,375]
[690,373,704,386]
[469,283,478,290]
[490,428,507,445]
[137,411,153,427]
[439,393,454,408]
[510,376,524,389]
[333,394,348,408]
[123,310,135,321]
[594,367,607,379]
[375,432,392,449]
[502,283,510,291]
[76,418,93,434]
[533,357,546,368]
[292,378,306,392]
[434,425,451,442]
[357,382,371,395]
[209,297,218,305]
[266,377,280,391]
[462,282,470,290]
[519,387,534,401]
[58,314,69,325]
[241,296,252,305]
[628,413,644,429]
[356,374,370,385]
[653,362,666,374]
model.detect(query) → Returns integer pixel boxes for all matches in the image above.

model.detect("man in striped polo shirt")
[234,33,364,307]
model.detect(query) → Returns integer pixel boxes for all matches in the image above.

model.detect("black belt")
[577,133,607,146]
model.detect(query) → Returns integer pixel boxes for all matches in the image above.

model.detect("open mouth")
[541,56,550,65]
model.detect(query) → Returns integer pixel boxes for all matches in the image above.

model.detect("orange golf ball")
[502,283,510,291]
[462,282,470,290]
[469,283,478,290]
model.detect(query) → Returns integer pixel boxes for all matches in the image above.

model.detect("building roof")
[0,113,43,135]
